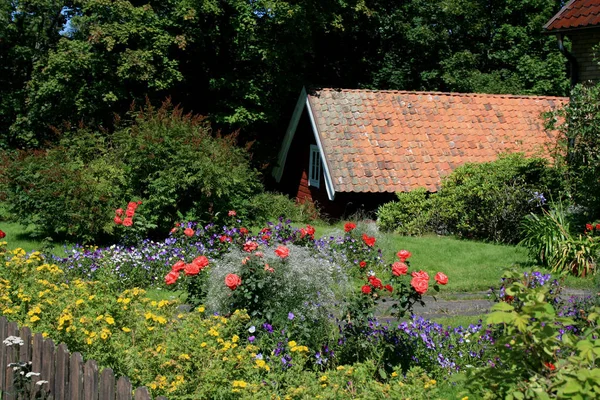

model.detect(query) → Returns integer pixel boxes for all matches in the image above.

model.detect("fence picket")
[116,377,132,400]
[84,359,99,400]
[0,317,7,395]
[41,338,56,399]
[54,343,69,400]
[100,368,115,400]
[31,333,44,397]
[133,387,150,400]
[5,321,19,400]
[69,352,84,400]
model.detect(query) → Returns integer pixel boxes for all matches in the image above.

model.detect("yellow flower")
[461,397,469,400]
[232,380,247,388]
[178,354,191,361]
[231,335,239,343]
[105,316,115,325]
[95,314,104,321]
[29,315,40,323]
[429,379,436,385]
[288,341,297,347]
[391,372,398,377]
[319,376,328,383]
[197,306,205,313]
[122,327,131,332]
[336,366,345,371]
[75,299,84,306]
[200,342,207,348]
[86,338,93,345]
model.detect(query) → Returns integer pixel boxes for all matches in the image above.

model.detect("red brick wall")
[569,30,600,83]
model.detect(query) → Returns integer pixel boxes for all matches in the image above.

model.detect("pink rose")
[172,260,186,272]
[243,241,259,252]
[435,272,448,285]
[368,275,383,289]
[184,263,200,276]
[397,250,412,261]
[125,208,135,218]
[165,271,179,285]
[411,277,428,295]
[225,274,242,290]
[274,245,290,259]
[411,270,430,281]
[391,261,408,276]
[114,216,123,225]
[115,208,124,216]
[228,210,236,217]
[184,228,194,237]
[193,256,209,269]
[123,217,133,227]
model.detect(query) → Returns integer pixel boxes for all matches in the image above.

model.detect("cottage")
[544,0,600,84]
[273,88,567,216]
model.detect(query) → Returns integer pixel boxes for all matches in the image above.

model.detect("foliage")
[0,132,127,243]
[376,188,432,235]
[243,192,316,226]
[431,153,563,243]
[466,268,600,399]
[545,83,600,219]
[520,203,599,277]
[112,101,263,232]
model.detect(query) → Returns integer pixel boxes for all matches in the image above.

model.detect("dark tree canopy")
[0,0,570,151]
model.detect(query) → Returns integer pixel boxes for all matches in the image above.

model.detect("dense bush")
[376,188,432,234]
[376,154,564,243]
[243,192,316,225]
[0,132,127,243]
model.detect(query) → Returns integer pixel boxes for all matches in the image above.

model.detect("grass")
[0,221,70,255]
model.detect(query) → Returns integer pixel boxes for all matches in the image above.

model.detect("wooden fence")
[0,317,166,400]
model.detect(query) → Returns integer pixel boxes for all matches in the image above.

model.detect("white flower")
[36,380,48,386]
[3,336,24,347]
[26,372,40,378]
[248,326,256,333]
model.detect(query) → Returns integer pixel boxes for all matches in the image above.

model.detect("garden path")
[375,288,596,321]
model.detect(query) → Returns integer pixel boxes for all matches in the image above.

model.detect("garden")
[0,87,599,399]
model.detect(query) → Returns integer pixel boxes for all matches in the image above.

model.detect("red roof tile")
[307,89,567,194]
[544,0,600,31]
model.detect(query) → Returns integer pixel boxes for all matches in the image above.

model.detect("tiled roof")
[544,0,600,31]
[307,89,567,193]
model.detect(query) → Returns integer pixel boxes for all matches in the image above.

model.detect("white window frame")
[308,144,321,188]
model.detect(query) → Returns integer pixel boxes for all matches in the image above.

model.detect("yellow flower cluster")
[287,340,309,353]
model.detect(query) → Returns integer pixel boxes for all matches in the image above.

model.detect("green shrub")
[0,132,127,243]
[430,153,564,243]
[113,101,263,233]
[376,188,432,234]
[243,192,316,226]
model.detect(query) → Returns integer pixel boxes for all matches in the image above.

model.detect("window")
[308,144,321,188]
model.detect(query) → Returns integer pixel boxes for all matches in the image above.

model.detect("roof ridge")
[312,88,568,100]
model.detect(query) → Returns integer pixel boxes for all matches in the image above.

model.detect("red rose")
[125,208,135,218]
[362,234,376,247]
[411,277,428,295]
[391,261,408,276]
[184,228,194,237]
[368,276,383,289]
[306,225,315,236]
[344,222,356,232]
[359,261,367,268]
[586,223,593,232]
[137,200,142,205]
[123,217,133,227]
[220,235,231,242]
[170,228,178,234]
[193,256,209,269]
[411,270,430,281]
[261,234,270,241]
[254,251,264,258]
[225,274,242,290]
[264,264,274,273]
[0,230,5,239]
[361,285,372,294]
[435,272,448,285]
[243,241,259,252]
[596,224,600,231]
[239,227,249,235]
[127,201,138,210]
[165,271,179,285]
[260,227,271,233]
[184,263,200,276]
[172,260,186,272]
[544,362,556,371]
[275,245,290,259]
[397,249,412,261]
[299,228,307,238]
[114,216,123,225]
[115,208,124,216]
[228,210,236,217]
[384,284,393,293]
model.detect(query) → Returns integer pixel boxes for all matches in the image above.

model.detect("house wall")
[569,29,600,83]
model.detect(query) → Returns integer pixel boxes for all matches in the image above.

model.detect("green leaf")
[487,311,516,325]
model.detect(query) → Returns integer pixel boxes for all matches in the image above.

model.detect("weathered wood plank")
[31,333,44,398]
[4,321,19,400]
[0,316,7,394]
[133,387,150,400]
[83,359,99,400]
[155,396,168,400]
[99,368,115,400]
[115,377,132,400]
[69,352,84,400]
[54,343,69,400]
[41,338,56,400]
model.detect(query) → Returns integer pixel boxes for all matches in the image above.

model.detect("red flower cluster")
[585,223,600,232]
[390,249,448,295]
[344,222,356,232]
[362,274,393,294]
[362,233,376,247]
[164,256,210,285]
[410,270,430,294]
[239,227,249,235]
[243,241,259,253]
[0,230,5,239]
[114,200,142,226]
[225,273,242,290]
[299,224,316,240]
[544,361,556,371]
[228,210,237,217]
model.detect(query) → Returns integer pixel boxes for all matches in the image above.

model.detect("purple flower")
[248,336,255,343]
[288,312,295,320]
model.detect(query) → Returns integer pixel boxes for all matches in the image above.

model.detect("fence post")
[54,343,69,400]
[41,338,56,399]
[31,333,44,397]
[133,387,150,400]
[0,316,7,395]
[115,377,132,400]
[5,321,19,400]
[69,352,84,400]
[83,359,99,400]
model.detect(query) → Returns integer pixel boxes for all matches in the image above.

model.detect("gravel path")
[375,288,597,321]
